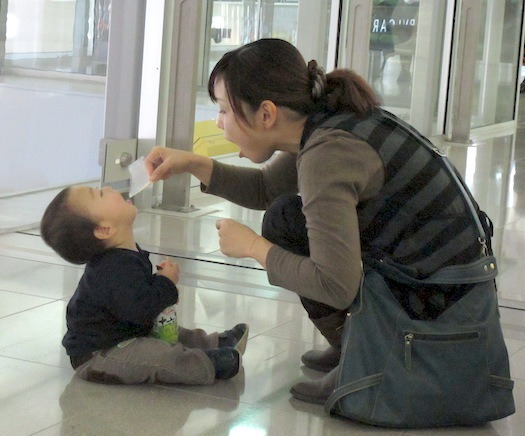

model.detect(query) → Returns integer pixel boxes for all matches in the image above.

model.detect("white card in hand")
[128,156,152,197]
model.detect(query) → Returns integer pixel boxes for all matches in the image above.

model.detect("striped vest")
[309,109,487,278]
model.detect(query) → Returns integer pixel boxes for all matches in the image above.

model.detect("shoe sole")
[289,386,327,405]
[301,348,340,372]
[234,324,249,356]
[300,359,337,373]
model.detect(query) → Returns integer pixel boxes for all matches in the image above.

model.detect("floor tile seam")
[502,335,525,345]
[0,223,40,235]
[499,301,525,314]
[507,343,525,357]
[0,249,77,268]
[0,245,55,258]
[0,354,69,370]
[28,421,63,436]
[0,286,60,299]
[0,284,58,300]
[0,299,61,320]
[499,219,525,231]
[259,347,296,363]
[161,385,313,417]
[246,314,311,339]
[157,385,261,409]
[509,335,525,348]
[501,321,525,332]
[254,330,320,348]
[494,218,525,229]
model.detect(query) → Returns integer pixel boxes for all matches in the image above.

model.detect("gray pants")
[75,327,219,385]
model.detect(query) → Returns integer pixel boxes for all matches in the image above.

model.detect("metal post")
[0,0,7,68]
[259,0,274,39]
[474,0,504,127]
[448,0,482,143]
[159,0,203,212]
[72,0,90,73]
[296,0,329,66]
[100,0,146,189]
[243,0,258,42]
[339,0,372,78]
[408,0,448,136]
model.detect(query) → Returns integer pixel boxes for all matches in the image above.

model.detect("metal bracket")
[100,138,138,183]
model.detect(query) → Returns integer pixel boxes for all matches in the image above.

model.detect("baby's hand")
[157,257,180,285]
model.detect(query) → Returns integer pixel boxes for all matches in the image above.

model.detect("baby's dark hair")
[40,187,107,264]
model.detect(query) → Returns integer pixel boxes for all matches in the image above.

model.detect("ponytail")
[325,69,381,116]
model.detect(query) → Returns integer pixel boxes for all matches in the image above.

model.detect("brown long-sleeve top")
[203,129,384,309]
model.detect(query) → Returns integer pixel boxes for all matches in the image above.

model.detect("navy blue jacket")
[62,246,178,357]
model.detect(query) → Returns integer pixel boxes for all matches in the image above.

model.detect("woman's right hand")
[145,146,213,186]
[145,146,193,182]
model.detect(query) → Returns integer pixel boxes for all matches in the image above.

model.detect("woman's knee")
[262,194,309,255]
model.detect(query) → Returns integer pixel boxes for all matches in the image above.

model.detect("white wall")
[0,83,104,195]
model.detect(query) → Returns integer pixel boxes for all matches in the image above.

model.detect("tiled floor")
[1,121,525,435]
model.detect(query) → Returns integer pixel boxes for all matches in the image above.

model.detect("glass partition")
[470,0,524,128]
[1,0,109,76]
[194,0,334,163]
[368,0,419,108]
[0,0,108,196]
[202,0,310,85]
[367,0,449,136]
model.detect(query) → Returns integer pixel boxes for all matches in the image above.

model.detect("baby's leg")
[75,337,215,385]
[177,326,219,349]
[178,324,249,355]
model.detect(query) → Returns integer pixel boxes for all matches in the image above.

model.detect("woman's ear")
[258,100,278,128]
[93,223,116,241]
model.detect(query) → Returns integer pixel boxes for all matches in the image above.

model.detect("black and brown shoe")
[204,347,240,380]
[218,323,249,355]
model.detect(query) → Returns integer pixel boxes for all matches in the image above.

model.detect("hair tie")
[308,60,327,101]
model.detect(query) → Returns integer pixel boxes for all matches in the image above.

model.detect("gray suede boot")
[301,311,346,372]
[301,346,341,372]
[290,366,338,404]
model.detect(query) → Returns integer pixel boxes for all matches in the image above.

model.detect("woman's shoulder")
[300,127,381,165]
[298,125,384,197]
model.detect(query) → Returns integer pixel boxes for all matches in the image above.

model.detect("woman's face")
[214,78,276,163]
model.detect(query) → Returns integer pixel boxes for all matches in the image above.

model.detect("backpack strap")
[367,255,497,286]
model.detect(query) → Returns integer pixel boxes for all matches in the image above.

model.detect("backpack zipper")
[404,331,479,371]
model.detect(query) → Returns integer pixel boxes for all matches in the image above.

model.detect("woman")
[144,39,500,405]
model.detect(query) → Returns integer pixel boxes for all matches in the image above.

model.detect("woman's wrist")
[249,236,274,269]
[188,153,213,187]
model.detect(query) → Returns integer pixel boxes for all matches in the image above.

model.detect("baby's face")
[69,186,137,227]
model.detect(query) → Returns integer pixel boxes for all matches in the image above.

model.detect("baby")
[41,185,248,385]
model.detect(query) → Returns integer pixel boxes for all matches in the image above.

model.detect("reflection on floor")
[1,132,525,434]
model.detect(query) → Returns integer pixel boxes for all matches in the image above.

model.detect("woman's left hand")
[215,219,258,258]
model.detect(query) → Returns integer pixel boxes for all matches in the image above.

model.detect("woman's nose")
[216,114,224,130]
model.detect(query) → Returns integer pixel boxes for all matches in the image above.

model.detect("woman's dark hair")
[208,38,380,124]
[40,187,107,264]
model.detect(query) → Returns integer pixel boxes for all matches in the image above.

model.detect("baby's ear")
[93,224,116,240]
